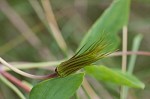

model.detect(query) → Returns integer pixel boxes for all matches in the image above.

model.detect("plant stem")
[82,78,100,99]
[0,57,58,79]
[0,71,31,93]
[121,26,128,99]
[3,60,63,71]
[122,26,128,72]
[0,0,54,60]
[81,85,91,99]
[0,75,26,99]
[0,23,43,56]
[122,34,143,99]
[74,92,79,99]
[1,51,149,72]
[41,0,68,53]
[109,51,150,57]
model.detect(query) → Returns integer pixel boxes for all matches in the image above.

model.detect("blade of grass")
[128,34,143,74]
[0,23,43,55]
[28,0,47,25]
[3,60,63,71]
[82,78,100,99]
[1,71,31,92]
[87,77,113,99]
[122,34,143,99]
[0,0,53,60]
[81,85,91,99]
[22,80,33,89]
[28,0,53,36]
[0,57,58,79]
[0,75,26,99]
[41,0,68,54]
[74,92,79,99]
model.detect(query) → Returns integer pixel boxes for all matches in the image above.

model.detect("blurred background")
[0,0,150,99]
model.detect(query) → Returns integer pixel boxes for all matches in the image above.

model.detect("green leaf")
[29,73,84,99]
[85,66,145,89]
[78,0,130,53]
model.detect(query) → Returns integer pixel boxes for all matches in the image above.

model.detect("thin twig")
[0,57,58,79]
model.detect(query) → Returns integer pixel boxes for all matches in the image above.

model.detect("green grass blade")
[0,75,26,99]
[121,34,143,99]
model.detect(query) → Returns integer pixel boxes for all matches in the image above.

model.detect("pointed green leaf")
[78,0,130,53]
[85,66,145,89]
[29,73,84,99]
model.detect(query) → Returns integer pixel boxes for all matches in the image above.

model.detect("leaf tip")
[140,83,145,89]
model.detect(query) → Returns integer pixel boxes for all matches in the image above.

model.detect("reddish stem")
[45,72,58,79]
[0,71,31,93]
